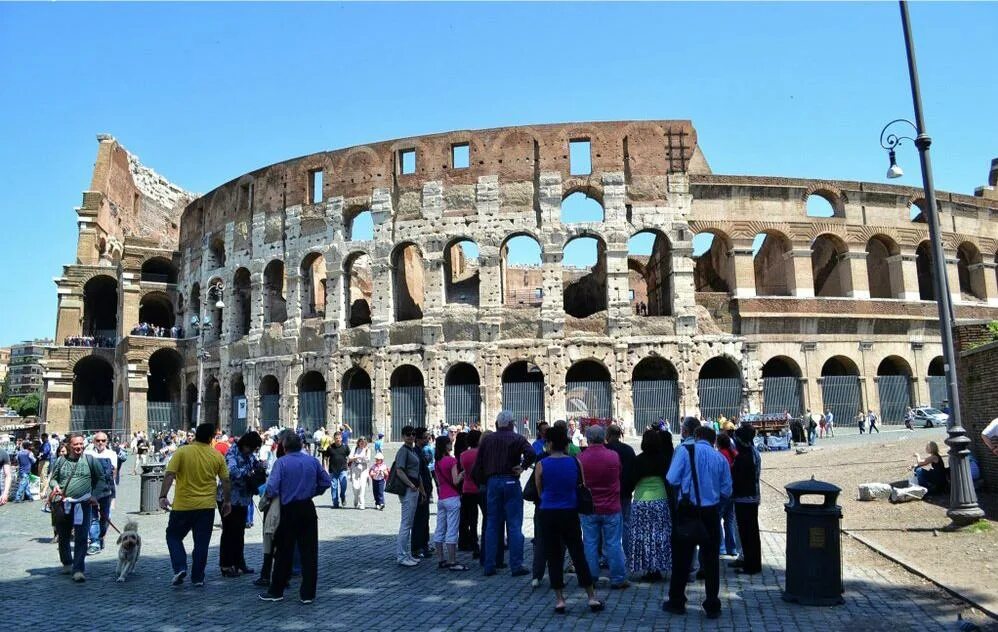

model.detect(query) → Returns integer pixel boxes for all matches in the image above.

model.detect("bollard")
[139,463,166,514]
[782,476,844,606]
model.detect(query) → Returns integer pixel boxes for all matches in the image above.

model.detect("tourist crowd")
[130,323,184,338]
[63,334,115,348]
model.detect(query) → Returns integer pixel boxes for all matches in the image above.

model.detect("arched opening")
[147,348,183,433]
[141,257,178,284]
[806,193,838,218]
[753,231,794,296]
[189,283,201,331]
[263,260,287,324]
[866,235,902,299]
[444,362,482,427]
[820,356,862,428]
[927,356,947,409]
[761,356,803,415]
[259,375,280,427]
[502,361,545,428]
[137,291,175,332]
[910,200,928,224]
[392,243,425,322]
[206,278,224,342]
[916,241,935,300]
[693,231,734,293]
[208,236,226,269]
[300,252,327,318]
[628,231,672,316]
[563,235,607,318]
[185,383,197,429]
[876,356,913,424]
[72,356,114,432]
[345,207,374,241]
[697,356,742,420]
[230,373,247,435]
[957,242,986,301]
[501,234,543,308]
[565,360,612,420]
[297,371,327,432]
[390,365,425,438]
[344,253,373,327]
[83,275,118,339]
[631,357,679,432]
[203,376,221,427]
[342,367,373,438]
[811,234,851,297]
[444,239,480,306]
[232,268,252,340]
[561,191,604,223]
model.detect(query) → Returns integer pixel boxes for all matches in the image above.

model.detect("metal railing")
[70,405,116,434]
[502,382,545,427]
[298,391,327,433]
[147,402,182,435]
[632,380,680,433]
[762,377,803,416]
[259,395,280,427]
[821,376,864,427]
[343,388,373,438]
[698,378,742,421]
[877,375,913,423]
[390,386,426,439]
[444,384,482,427]
[565,380,612,419]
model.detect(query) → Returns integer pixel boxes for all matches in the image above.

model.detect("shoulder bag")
[522,462,540,503]
[574,457,595,515]
[385,447,412,496]
[672,444,709,544]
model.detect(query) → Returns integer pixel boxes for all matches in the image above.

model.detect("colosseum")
[40,121,998,439]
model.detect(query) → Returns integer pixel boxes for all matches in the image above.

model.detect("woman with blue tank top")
[533,425,604,615]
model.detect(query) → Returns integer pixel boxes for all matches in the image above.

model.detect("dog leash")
[94,504,122,535]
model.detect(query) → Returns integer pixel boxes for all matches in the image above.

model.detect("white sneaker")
[398,558,418,567]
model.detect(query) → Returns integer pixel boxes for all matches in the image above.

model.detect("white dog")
[115,520,141,582]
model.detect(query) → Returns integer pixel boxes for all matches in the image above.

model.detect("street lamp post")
[880,0,983,527]
[194,279,225,427]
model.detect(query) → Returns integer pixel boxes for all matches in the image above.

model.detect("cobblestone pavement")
[0,447,985,631]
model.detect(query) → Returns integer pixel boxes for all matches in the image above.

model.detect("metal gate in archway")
[502,382,545,427]
[821,376,863,427]
[566,380,612,420]
[927,376,947,409]
[632,380,680,433]
[298,391,327,433]
[391,386,426,439]
[343,388,373,439]
[444,384,481,427]
[259,394,280,427]
[762,377,803,416]
[697,379,741,420]
[877,376,912,423]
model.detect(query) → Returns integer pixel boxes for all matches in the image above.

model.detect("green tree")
[14,393,39,417]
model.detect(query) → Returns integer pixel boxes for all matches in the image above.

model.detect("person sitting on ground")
[912,441,947,494]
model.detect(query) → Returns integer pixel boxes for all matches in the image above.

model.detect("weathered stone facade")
[42,122,998,439]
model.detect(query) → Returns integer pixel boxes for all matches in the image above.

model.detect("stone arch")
[563,234,607,318]
[811,233,851,297]
[444,362,482,427]
[344,205,374,241]
[697,356,743,420]
[204,375,221,427]
[866,234,902,299]
[753,230,794,296]
[820,355,863,427]
[141,256,178,283]
[565,359,612,420]
[501,360,545,427]
[259,374,281,427]
[231,267,252,339]
[501,233,543,308]
[390,364,426,437]
[342,366,373,437]
[263,259,287,324]
[628,229,673,315]
[926,355,947,410]
[207,235,226,269]
[761,355,803,415]
[561,189,604,223]
[631,356,679,430]
[957,241,986,301]
[803,186,846,218]
[300,251,327,318]
[443,237,480,306]
[916,241,935,300]
[147,348,183,404]
[877,355,914,423]
[72,355,115,432]
[392,242,425,322]
[344,251,372,327]
[83,274,118,337]
[693,229,735,293]
[297,370,327,431]
[138,291,175,330]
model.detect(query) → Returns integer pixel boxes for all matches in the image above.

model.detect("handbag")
[575,458,595,515]
[522,467,539,503]
[386,447,414,496]
[672,444,709,544]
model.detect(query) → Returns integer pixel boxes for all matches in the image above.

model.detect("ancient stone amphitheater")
[41,122,998,438]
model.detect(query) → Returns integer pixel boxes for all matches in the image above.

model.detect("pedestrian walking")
[348,437,370,509]
[159,423,232,587]
[47,434,108,581]
[867,410,881,434]
[13,441,36,503]
[369,453,389,510]
[0,438,11,506]
[258,432,332,604]
[825,409,835,437]
[84,432,117,553]
[324,432,350,508]
[856,410,866,434]
[393,426,425,567]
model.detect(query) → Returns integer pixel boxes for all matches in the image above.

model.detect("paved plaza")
[0,445,986,631]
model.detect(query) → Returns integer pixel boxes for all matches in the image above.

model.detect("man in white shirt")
[981,418,998,457]
[84,431,117,553]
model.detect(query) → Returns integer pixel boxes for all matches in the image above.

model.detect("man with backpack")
[48,433,109,582]
[84,431,118,554]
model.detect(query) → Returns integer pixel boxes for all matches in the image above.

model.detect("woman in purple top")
[533,425,603,615]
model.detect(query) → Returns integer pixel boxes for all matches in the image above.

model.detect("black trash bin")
[140,463,166,514]
[782,476,844,606]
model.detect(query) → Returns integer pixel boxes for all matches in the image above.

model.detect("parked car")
[911,407,948,428]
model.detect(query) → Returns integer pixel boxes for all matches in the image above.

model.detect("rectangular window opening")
[248,182,255,211]
[399,148,416,175]
[310,170,323,204]
[452,143,470,169]
[569,139,591,175]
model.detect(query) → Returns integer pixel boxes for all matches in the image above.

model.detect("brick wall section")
[955,322,998,489]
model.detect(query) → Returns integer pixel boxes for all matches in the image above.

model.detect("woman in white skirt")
[348,436,371,509]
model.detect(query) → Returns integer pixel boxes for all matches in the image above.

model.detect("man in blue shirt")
[663,417,732,619]
[531,421,549,457]
[259,432,331,605]
[14,441,36,502]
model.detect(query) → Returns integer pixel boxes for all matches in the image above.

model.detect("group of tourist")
[129,322,184,338]
[63,334,115,347]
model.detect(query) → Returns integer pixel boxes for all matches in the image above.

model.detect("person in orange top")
[214,436,231,458]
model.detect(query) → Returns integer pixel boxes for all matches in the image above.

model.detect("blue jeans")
[165,508,215,583]
[581,512,627,585]
[719,498,738,556]
[484,476,524,574]
[89,496,113,548]
[372,479,386,507]
[330,470,348,507]
[14,472,32,502]
[57,502,92,573]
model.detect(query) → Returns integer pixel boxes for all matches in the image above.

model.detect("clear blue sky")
[1,2,995,347]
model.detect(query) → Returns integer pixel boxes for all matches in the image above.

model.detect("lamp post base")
[944,425,985,527]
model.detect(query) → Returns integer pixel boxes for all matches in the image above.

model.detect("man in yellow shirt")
[159,422,231,587]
